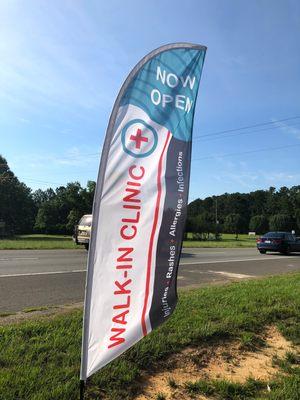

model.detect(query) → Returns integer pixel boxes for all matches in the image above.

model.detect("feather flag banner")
[80,43,206,381]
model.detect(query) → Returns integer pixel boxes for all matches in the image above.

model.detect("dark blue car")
[257,231,300,254]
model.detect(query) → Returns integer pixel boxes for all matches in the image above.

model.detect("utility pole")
[215,197,219,240]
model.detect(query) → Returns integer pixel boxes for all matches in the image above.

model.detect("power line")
[52,152,100,160]
[1,116,300,186]
[193,143,300,161]
[2,116,299,167]
[198,121,300,142]
[193,115,300,139]
[0,176,66,186]
[23,178,67,185]
[52,116,300,158]
[1,143,299,186]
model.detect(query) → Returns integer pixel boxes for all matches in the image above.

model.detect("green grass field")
[183,233,258,248]
[0,234,80,250]
[0,233,258,250]
[0,273,299,399]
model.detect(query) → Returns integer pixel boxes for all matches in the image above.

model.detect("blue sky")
[1,0,300,200]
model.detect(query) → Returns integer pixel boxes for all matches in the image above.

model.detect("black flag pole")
[80,380,85,400]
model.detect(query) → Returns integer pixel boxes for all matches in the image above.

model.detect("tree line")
[187,186,300,239]
[1,154,299,237]
[0,155,95,235]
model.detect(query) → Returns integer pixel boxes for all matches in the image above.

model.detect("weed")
[23,306,50,313]
[285,351,300,365]
[186,378,265,399]
[239,331,265,350]
[0,312,14,318]
[167,377,177,388]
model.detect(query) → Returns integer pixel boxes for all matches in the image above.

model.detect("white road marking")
[180,256,298,265]
[0,269,85,278]
[184,269,206,273]
[183,251,228,255]
[208,270,254,279]
[0,257,39,261]
[0,255,298,278]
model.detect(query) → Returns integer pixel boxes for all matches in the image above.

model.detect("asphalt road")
[1,248,300,312]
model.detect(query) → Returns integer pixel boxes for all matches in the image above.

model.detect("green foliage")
[156,393,166,400]
[188,186,300,236]
[0,155,96,235]
[183,233,258,248]
[268,375,300,400]
[167,377,177,388]
[224,213,244,239]
[269,214,294,232]
[249,215,269,234]
[33,181,95,234]
[194,211,214,239]
[0,234,78,250]
[186,377,265,399]
[0,155,36,234]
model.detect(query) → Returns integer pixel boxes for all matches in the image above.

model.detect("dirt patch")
[0,302,83,325]
[134,326,299,399]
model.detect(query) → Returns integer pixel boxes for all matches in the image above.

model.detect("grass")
[23,306,51,313]
[185,377,265,399]
[0,312,14,318]
[0,234,80,250]
[155,393,166,400]
[0,233,258,250]
[0,273,299,399]
[183,233,259,248]
[167,377,177,388]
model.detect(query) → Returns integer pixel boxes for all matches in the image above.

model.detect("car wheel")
[84,243,89,251]
[259,250,266,254]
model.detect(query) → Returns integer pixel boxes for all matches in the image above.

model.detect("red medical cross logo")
[130,128,149,150]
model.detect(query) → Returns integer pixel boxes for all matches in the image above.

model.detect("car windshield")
[79,216,92,226]
[264,232,284,238]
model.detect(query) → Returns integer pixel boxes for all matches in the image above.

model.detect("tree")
[249,215,269,234]
[296,210,300,234]
[269,214,294,232]
[188,185,300,237]
[34,202,60,234]
[33,180,96,234]
[0,155,35,234]
[224,213,244,239]
[66,209,82,233]
[194,212,214,240]
[249,190,268,216]
[185,216,197,238]
[32,188,55,208]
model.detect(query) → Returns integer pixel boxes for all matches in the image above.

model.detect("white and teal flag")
[80,43,206,380]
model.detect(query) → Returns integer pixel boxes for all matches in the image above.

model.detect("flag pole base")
[80,380,85,400]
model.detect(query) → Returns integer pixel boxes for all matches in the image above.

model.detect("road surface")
[0,248,299,312]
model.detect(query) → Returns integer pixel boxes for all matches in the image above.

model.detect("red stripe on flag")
[141,131,172,336]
